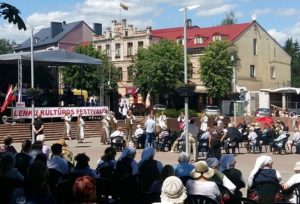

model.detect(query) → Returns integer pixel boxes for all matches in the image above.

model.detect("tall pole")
[31,26,35,142]
[183,8,189,156]
[231,55,236,124]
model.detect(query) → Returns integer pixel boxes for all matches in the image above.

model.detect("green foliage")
[199,40,233,98]
[221,12,238,25]
[164,109,179,118]
[133,40,184,97]
[0,38,16,54]
[62,44,120,95]
[0,3,26,30]
[178,108,198,117]
[283,38,300,87]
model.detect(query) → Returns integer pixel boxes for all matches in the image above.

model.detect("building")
[93,19,291,113]
[93,19,152,104]
[14,21,99,52]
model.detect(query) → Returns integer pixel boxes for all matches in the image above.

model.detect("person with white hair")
[36,134,49,159]
[246,127,258,153]
[134,124,144,148]
[173,152,194,178]
[248,155,282,188]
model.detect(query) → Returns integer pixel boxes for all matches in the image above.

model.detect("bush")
[164,109,179,118]
[178,108,198,117]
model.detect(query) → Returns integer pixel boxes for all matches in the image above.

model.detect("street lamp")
[231,55,236,124]
[179,4,199,157]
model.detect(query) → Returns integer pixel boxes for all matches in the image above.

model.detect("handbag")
[248,190,259,202]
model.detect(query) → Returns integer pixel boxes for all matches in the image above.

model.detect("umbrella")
[255,116,274,125]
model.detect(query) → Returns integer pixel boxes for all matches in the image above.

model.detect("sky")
[1,0,300,46]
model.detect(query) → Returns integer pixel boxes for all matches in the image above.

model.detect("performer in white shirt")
[63,113,72,140]
[77,113,85,143]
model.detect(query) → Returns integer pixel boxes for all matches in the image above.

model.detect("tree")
[221,12,238,25]
[0,38,16,54]
[62,44,119,95]
[0,3,26,30]
[283,38,300,87]
[133,40,184,101]
[199,40,233,99]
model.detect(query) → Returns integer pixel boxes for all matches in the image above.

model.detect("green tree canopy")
[284,38,300,87]
[0,3,26,30]
[0,38,16,54]
[62,44,119,95]
[199,40,233,98]
[221,12,238,25]
[133,40,184,97]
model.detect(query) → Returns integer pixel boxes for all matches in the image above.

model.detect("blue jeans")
[145,132,155,147]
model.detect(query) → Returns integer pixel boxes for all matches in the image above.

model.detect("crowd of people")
[0,134,299,204]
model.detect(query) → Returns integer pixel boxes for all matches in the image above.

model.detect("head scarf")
[219,154,235,172]
[140,147,155,162]
[117,146,136,161]
[248,155,272,187]
[206,157,219,169]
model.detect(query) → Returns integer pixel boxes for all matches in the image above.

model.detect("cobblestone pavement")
[13,136,299,195]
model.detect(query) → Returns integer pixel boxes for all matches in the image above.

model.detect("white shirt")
[248,131,258,145]
[145,118,155,133]
[134,128,144,137]
[292,132,300,144]
[285,174,300,203]
[186,179,220,202]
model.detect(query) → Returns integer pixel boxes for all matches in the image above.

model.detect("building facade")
[92,19,291,112]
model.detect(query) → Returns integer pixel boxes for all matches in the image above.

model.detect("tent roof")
[261,87,300,94]
[0,49,102,65]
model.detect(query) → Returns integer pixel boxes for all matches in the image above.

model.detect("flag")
[1,85,17,113]
[120,2,129,10]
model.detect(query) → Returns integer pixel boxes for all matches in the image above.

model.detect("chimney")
[186,19,192,27]
[122,19,126,27]
[93,23,102,35]
[51,22,63,38]
[146,26,152,34]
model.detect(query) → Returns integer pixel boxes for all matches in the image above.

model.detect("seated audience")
[57,138,75,168]
[150,164,175,193]
[36,134,50,158]
[47,143,68,175]
[0,152,24,182]
[73,175,97,203]
[138,147,163,192]
[286,128,300,153]
[0,135,17,154]
[173,152,194,178]
[283,161,300,203]
[95,147,117,179]
[156,176,187,204]
[186,161,221,203]
[219,154,245,196]
[70,153,98,179]
[248,155,283,188]
[206,157,236,194]
[14,140,32,178]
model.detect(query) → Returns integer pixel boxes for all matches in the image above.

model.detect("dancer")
[63,113,72,140]
[77,113,85,143]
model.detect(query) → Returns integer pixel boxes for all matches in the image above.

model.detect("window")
[250,65,255,77]
[115,43,121,58]
[138,41,144,49]
[127,66,133,81]
[177,38,183,45]
[253,39,257,55]
[194,37,203,44]
[127,42,133,56]
[118,67,123,81]
[213,35,222,41]
[105,44,110,57]
[97,45,101,51]
[270,66,276,79]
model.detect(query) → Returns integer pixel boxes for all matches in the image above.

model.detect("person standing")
[32,112,44,142]
[125,109,135,141]
[77,113,85,143]
[200,114,208,132]
[63,113,72,140]
[177,112,185,130]
[107,111,118,133]
[119,99,129,118]
[144,114,156,147]
[100,116,110,145]
[158,111,167,129]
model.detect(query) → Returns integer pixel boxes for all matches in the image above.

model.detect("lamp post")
[179,5,199,157]
[231,55,236,124]
[30,26,35,142]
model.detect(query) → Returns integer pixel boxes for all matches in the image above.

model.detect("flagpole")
[31,26,35,143]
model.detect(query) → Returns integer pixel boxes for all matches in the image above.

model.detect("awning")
[260,87,300,95]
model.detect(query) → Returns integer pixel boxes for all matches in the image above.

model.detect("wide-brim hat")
[161,176,187,203]
[294,162,300,171]
[190,161,215,179]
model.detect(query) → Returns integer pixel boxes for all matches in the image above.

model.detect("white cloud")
[252,8,271,16]
[276,8,297,16]
[268,29,289,45]
[197,4,237,17]
[253,8,297,17]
